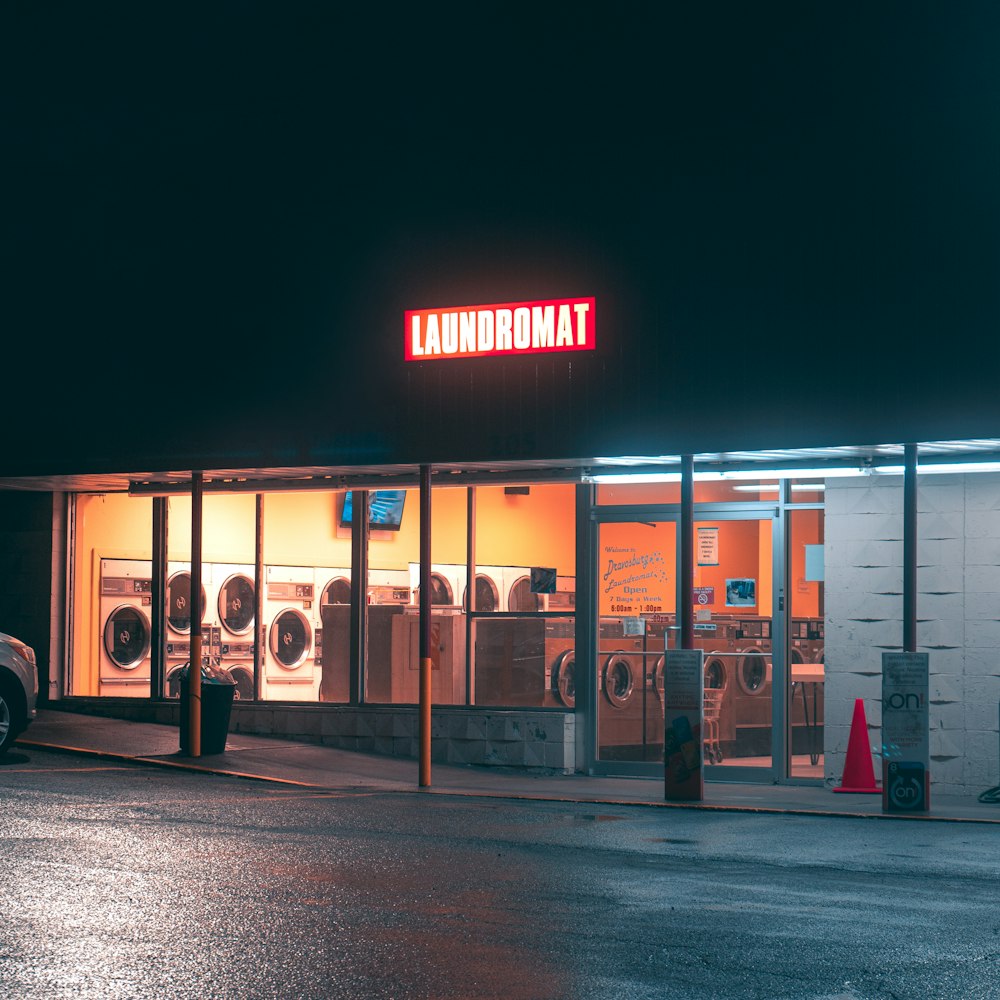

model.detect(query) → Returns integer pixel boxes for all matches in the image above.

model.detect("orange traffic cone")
[833,698,881,793]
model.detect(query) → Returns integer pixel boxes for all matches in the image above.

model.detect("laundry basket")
[704,687,725,764]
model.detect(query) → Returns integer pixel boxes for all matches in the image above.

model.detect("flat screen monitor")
[341,490,407,531]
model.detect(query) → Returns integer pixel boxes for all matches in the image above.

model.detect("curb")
[18,737,1000,824]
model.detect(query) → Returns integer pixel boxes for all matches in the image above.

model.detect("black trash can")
[178,661,237,755]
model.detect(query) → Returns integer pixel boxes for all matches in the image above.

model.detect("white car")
[0,632,38,754]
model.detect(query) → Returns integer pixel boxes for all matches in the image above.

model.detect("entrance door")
[596,520,677,764]
[692,515,775,778]
[595,512,782,780]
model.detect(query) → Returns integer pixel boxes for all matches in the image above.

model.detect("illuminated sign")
[405,296,595,361]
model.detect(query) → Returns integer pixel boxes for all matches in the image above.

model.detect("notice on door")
[881,652,929,813]
[663,647,704,802]
[697,527,719,566]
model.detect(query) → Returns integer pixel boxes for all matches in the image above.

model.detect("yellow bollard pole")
[418,464,432,787]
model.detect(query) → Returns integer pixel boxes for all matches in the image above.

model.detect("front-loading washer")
[164,561,216,698]
[214,563,257,701]
[597,619,650,758]
[729,616,772,759]
[409,563,463,609]
[262,565,318,701]
[99,558,153,697]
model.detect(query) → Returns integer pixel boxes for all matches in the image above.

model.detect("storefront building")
[4,181,1000,798]
[6,427,1000,798]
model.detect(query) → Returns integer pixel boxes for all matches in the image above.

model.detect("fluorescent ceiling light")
[586,467,869,484]
[730,483,826,492]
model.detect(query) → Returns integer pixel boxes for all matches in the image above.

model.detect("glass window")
[72,493,153,698]
[366,486,468,705]
[261,492,349,703]
[789,507,824,778]
[473,484,577,708]
[597,481,681,505]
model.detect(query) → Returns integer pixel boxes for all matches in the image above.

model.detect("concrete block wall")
[62,698,577,774]
[825,473,1000,796]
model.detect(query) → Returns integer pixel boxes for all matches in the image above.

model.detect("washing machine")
[314,567,351,702]
[543,620,576,708]
[791,617,824,664]
[790,617,825,753]
[407,562,527,613]
[262,565,318,701]
[506,570,541,613]
[409,563,463,608]
[214,563,257,701]
[727,615,773,759]
[164,561,216,698]
[99,558,153,697]
[597,618,656,759]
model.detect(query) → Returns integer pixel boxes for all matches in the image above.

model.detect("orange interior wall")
[475,485,576,574]
[167,493,258,562]
[72,493,154,696]
[790,508,822,618]
[692,520,771,616]
[261,492,353,568]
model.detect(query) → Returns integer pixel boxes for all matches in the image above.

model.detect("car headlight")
[9,641,35,665]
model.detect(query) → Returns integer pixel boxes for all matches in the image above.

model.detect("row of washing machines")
[474,614,825,757]
[98,559,570,702]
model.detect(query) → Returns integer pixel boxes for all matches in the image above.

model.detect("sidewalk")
[16,709,1000,824]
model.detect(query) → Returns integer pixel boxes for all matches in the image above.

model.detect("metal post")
[151,497,167,700]
[419,465,432,787]
[188,471,203,757]
[680,455,694,650]
[254,494,263,701]
[465,487,475,706]
[903,443,918,653]
[350,490,369,704]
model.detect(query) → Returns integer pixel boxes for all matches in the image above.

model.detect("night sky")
[5,3,1000,473]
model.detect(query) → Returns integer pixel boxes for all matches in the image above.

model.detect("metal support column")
[419,465,432,787]
[188,471,203,757]
[903,443,918,652]
[465,487,475,706]
[254,494,263,701]
[150,497,167,700]
[350,490,370,704]
[680,455,694,650]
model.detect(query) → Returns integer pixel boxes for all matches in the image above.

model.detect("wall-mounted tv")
[340,490,407,531]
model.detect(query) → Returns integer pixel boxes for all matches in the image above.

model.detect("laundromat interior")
[71,472,825,781]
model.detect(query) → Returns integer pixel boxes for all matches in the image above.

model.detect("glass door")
[693,515,776,778]
[594,510,782,780]
[596,520,677,763]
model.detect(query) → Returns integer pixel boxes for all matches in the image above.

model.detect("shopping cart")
[703,687,725,764]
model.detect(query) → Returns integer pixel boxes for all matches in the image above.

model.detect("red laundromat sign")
[405,297,596,361]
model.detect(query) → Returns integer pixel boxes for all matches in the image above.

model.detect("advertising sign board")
[405,297,595,361]
[881,652,930,813]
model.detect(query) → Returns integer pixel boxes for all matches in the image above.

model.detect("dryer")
[262,565,318,701]
[214,563,257,701]
[99,558,153,697]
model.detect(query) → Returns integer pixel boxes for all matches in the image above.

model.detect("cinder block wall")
[825,474,999,796]
[71,698,578,774]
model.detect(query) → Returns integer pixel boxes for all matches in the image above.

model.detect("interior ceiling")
[1,439,999,495]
